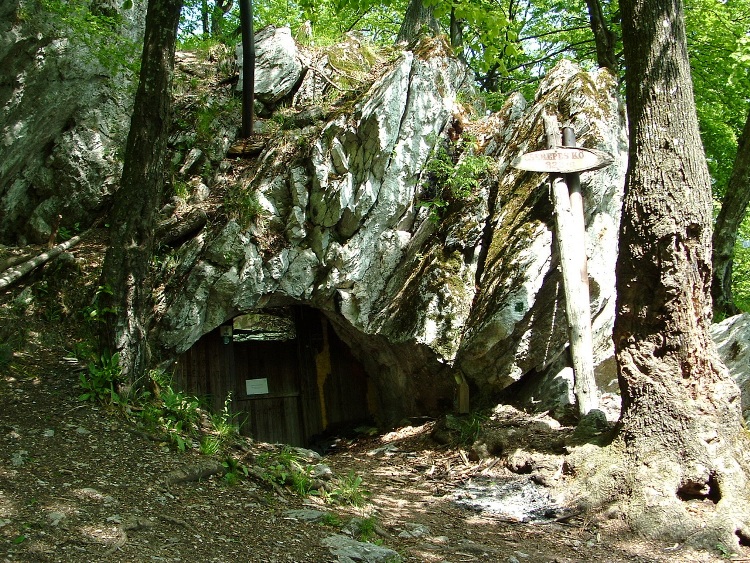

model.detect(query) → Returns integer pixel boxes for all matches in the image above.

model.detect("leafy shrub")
[420,135,492,222]
[78,352,121,404]
[326,470,370,507]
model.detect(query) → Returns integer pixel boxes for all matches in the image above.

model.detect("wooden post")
[543,113,599,417]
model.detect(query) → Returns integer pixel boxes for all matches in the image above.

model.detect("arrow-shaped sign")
[511,146,614,173]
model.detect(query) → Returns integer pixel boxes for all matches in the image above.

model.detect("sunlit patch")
[453,476,562,522]
[72,487,116,504]
[0,489,18,518]
[79,523,124,546]
[379,422,432,444]
[25,538,56,555]
[42,501,81,526]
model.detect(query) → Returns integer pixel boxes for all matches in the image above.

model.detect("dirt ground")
[0,235,746,563]
[1,344,746,562]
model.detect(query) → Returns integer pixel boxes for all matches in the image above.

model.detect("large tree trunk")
[712,107,750,319]
[100,0,183,386]
[396,0,440,44]
[601,0,750,547]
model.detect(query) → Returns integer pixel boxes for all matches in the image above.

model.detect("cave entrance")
[175,306,372,447]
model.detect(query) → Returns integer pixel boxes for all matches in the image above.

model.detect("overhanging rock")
[158,49,627,425]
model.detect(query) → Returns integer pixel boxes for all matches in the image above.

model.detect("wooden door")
[232,339,305,445]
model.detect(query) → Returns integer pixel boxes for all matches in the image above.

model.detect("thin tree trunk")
[712,107,750,319]
[201,0,209,36]
[584,0,617,72]
[100,0,183,385]
[0,231,87,291]
[449,7,463,49]
[239,0,255,137]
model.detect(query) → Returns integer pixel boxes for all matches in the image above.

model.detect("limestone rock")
[711,313,750,423]
[158,48,626,425]
[237,26,303,106]
[0,0,145,243]
[456,61,627,410]
[321,534,401,563]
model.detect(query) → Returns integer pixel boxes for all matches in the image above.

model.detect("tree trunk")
[712,107,750,319]
[603,0,750,547]
[201,0,209,36]
[449,7,463,50]
[100,0,183,386]
[584,0,617,72]
[239,0,254,137]
[396,0,439,44]
[210,0,232,36]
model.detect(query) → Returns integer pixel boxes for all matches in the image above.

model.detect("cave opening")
[175,305,373,447]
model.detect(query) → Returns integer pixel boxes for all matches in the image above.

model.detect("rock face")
[158,37,628,425]
[458,61,628,421]
[0,0,144,243]
[711,313,750,423]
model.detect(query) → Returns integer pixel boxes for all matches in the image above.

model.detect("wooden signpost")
[511,114,613,417]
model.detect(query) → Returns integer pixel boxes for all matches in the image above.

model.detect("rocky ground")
[1,342,746,562]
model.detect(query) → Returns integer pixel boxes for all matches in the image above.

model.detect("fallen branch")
[0,223,98,291]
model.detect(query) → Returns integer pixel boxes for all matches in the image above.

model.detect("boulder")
[237,26,304,106]
[321,534,401,563]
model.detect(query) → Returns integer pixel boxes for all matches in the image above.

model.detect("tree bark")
[712,107,750,319]
[100,0,183,385]
[449,7,463,50]
[396,0,440,44]
[210,0,232,36]
[584,0,617,72]
[239,0,255,137]
[606,0,750,546]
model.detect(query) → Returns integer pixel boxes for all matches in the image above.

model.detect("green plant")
[716,542,734,558]
[58,222,81,241]
[222,456,249,485]
[224,186,265,228]
[83,285,118,325]
[445,412,486,446]
[78,352,121,404]
[0,342,12,370]
[161,387,201,426]
[163,419,190,451]
[200,435,222,456]
[210,393,243,439]
[327,470,369,507]
[257,447,314,494]
[321,512,343,527]
[420,136,492,222]
[173,180,191,200]
[356,516,378,542]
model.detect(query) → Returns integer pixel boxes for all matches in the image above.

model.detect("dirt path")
[0,350,740,562]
